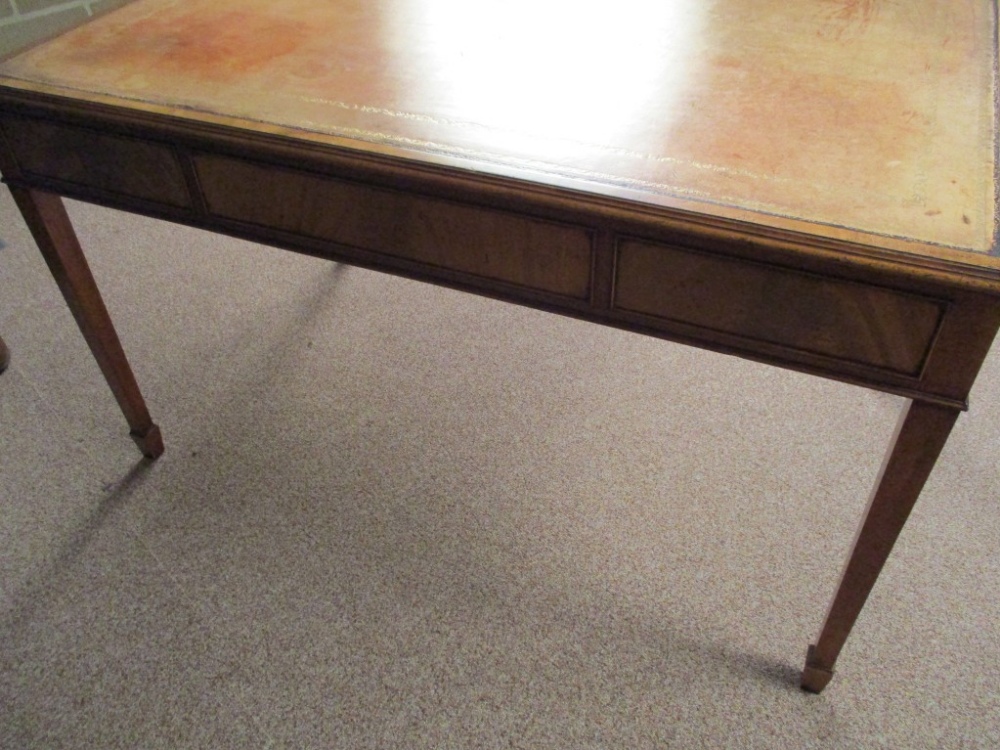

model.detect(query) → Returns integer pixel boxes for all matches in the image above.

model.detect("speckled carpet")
[1,189,999,748]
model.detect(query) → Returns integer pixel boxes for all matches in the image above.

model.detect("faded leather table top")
[1,0,996,271]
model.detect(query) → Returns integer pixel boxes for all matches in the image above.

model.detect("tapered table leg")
[801,399,960,692]
[9,187,163,459]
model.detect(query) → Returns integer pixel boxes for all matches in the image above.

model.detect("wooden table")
[1,0,997,693]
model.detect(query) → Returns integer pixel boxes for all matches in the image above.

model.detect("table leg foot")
[801,644,834,693]
[130,423,164,459]
[0,334,9,373]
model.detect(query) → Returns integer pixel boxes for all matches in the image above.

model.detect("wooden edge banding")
[801,645,835,694]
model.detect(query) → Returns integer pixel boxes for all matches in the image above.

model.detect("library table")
[0,0,997,693]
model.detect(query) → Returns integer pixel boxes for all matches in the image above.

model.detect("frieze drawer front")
[194,154,594,300]
[614,239,946,376]
[0,117,191,208]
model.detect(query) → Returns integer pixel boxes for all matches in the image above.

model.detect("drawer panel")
[614,238,946,375]
[0,117,191,207]
[194,154,593,299]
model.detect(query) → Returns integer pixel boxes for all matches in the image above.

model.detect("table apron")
[1,108,996,409]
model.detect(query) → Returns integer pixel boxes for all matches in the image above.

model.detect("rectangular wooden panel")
[614,239,946,375]
[194,154,593,299]
[0,116,190,207]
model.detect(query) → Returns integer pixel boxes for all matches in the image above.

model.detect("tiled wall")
[0,0,133,57]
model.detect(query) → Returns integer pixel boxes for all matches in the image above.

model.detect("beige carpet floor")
[1,187,999,748]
